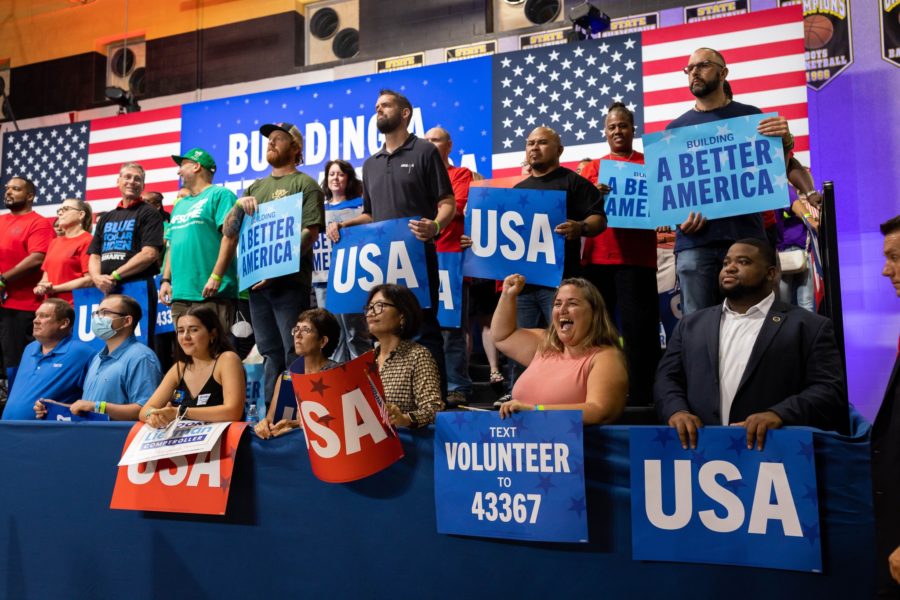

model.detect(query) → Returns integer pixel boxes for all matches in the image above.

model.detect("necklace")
[693,98,731,113]
[609,150,635,160]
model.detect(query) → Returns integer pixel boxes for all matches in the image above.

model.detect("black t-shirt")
[87,201,164,281]
[362,134,454,222]
[514,166,603,279]
[666,101,767,251]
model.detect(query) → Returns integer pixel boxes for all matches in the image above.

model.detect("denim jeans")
[314,285,371,362]
[250,283,310,404]
[442,283,471,394]
[675,244,730,316]
[509,285,556,385]
[778,246,815,312]
[418,245,448,398]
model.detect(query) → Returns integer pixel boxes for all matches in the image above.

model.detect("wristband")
[210,273,222,282]
[111,270,122,282]
[803,213,812,218]
[94,401,101,413]
[0,274,6,287]
[99,401,107,414]
[160,277,171,284]
[536,404,545,411]
[433,220,442,236]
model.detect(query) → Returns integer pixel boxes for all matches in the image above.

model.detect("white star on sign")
[514,126,524,137]
[501,77,511,88]
[501,57,511,68]
[774,173,788,188]
[524,54,535,64]
[661,130,676,145]
[624,38,636,49]
[560,58,572,70]
[611,51,622,62]
[587,117,599,129]
[599,84,610,95]
[586,75,597,87]
[585,55,597,66]
[613,93,624,103]
[525,94,536,105]
[599,63,610,75]
[573,89,585,99]
[625,81,636,92]
[536,62,547,73]
[502,97,512,108]
[537,82,548,94]
[562,100,573,111]
[625,59,636,71]
[575,130,586,141]
[514,106,525,117]
[587,97,598,108]
[574,108,585,120]
[538,103,549,114]
[599,42,609,53]
[549,71,560,81]
[549,91,560,102]
[525,74,535,85]
[513,66,523,76]
[561,79,573,90]
[562,121,574,132]
[615,161,627,170]
[513,86,524,96]
[550,112,561,122]
[573,46,585,57]
[502,117,513,128]
[549,50,560,61]
[627,102,637,112]
[612,72,623,83]
[526,115,536,125]
[744,133,757,143]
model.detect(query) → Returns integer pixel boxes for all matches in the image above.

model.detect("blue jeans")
[510,285,555,385]
[778,247,815,312]
[675,245,730,316]
[314,285,371,362]
[442,283,471,394]
[250,284,310,405]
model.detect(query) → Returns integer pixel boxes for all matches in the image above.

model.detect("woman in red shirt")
[34,198,93,305]
[579,102,661,408]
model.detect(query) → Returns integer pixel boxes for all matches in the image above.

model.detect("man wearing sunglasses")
[666,47,794,316]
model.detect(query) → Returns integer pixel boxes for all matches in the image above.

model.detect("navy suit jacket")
[655,299,849,434]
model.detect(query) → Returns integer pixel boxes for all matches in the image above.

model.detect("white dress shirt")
[718,292,776,425]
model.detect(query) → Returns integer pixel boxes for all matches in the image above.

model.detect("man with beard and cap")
[0,176,55,402]
[326,89,456,397]
[87,162,165,346]
[223,123,325,405]
[666,47,795,316]
[654,238,848,451]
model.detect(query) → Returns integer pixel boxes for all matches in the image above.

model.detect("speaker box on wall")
[307,0,360,66]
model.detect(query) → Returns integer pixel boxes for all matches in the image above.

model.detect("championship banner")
[291,351,404,483]
[237,193,303,291]
[72,280,150,352]
[630,427,822,572]
[110,421,247,515]
[437,251,463,329]
[797,0,853,89]
[434,410,588,543]
[880,0,900,67]
[685,0,749,23]
[598,160,654,230]
[43,400,110,422]
[644,113,788,226]
[154,275,174,334]
[462,187,566,288]
[326,217,431,314]
[118,420,231,466]
[312,197,364,284]
[601,11,659,37]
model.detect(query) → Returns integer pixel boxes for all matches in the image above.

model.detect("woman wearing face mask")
[139,306,245,427]
[34,198,94,305]
[316,159,371,362]
[255,308,341,439]
[365,284,443,428]
[493,274,628,425]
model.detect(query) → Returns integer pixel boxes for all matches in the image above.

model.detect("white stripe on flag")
[644,86,807,124]
[86,142,181,167]
[641,22,803,62]
[88,119,182,143]
[643,55,805,93]
[85,167,177,192]
[492,139,646,170]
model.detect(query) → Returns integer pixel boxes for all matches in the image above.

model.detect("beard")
[690,72,721,99]
[4,198,26,211]
[376,113,402,134]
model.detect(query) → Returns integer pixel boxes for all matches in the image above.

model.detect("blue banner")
[326,218,431,314]
[44,402,110,422]
[179,59,493,197]
[643,113,788,225]
[72,281,150,353]
[154,275,174,335]
[244,363,266,420]
[437,252,463,329]
[237,193,303,291]
[313,197,365,284]
[599,160,655,230]
[630,427,822,572]
[434,410,588,543]
[462,187,566,288]
[272,370,298,423]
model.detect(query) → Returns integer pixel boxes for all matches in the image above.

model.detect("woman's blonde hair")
[538,278,621,356]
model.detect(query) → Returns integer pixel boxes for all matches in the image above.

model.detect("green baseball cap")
[172,147,217,174]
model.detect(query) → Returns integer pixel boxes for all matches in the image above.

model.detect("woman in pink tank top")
[492,274,628,425]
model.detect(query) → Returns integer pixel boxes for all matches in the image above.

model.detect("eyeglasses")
[291,325,315,336]
[56,206,83,216]
[682,60,725,74]
[364,301,396,315]
[92,309,125,318]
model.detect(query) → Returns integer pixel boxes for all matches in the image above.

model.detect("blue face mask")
[91,314,120,341]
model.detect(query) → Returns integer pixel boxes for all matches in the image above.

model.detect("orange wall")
[0,0,315,67]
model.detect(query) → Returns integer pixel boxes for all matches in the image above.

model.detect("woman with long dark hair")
[140,306,245,426]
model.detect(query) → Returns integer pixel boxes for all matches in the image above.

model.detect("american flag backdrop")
[1,106,182,217]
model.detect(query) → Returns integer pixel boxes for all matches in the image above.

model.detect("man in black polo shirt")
[87,162,164,345]
[327,89,456,396]
[505,126,606,387]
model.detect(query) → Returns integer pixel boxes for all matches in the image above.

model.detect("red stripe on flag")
[642,39,806,76]
[641,5,802,46]
[86,156,177,178]
[87,131,181,154]
[491,167,524,179]
[86,179,180,201]
[644,72,807,106]
[89,106,182,131]
[758,102,808,120]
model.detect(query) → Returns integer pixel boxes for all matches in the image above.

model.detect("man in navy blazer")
[871,215,900,597]
[655,238,848,451]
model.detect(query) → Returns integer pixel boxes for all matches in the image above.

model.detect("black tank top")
[174,356,224,408]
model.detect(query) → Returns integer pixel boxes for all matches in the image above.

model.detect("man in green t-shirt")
[223,123,325,403]
[159,147,239,329]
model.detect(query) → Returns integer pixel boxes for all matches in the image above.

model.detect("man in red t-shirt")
[0,176,55,395]
[425,127,474,406]
[579,103,660,407]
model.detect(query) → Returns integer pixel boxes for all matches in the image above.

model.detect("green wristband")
[111,270,122,282]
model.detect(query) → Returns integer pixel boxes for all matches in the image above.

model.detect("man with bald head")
[504,126,606,386]
[667,47,795,315]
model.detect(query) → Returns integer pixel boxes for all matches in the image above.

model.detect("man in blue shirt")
[36,294,162,420]
[1,299,95,420]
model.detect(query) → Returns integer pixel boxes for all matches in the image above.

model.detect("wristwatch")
[160,277,172,284]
